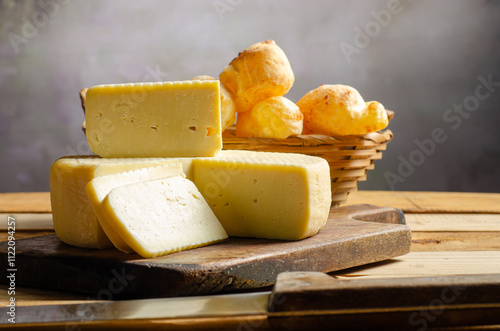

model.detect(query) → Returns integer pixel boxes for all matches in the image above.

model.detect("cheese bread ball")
[80,88,89,133]
[192,76,236,131]
[363,100,389,133]
[297,84,388,136]
[219,40,295,113]
[236,96,303,139]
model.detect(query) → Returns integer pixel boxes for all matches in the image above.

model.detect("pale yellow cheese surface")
[50,156,182,249]
[51,151,331,249]
[86,163,184,252]
[194,150,332,240]
[102,176,228,258]
[85,80,222,158]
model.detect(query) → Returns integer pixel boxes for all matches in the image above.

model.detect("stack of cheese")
[51,80,332,258]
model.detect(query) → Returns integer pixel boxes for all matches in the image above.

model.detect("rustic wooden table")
[1,190,499,330]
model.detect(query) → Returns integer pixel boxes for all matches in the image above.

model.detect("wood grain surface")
[405,214,500,231]
[0,192,51,213]
[1,190,499,330]
[331,251,500,278]
[346,191,500,213]
[0,205,410,300]
[268,272,500,331]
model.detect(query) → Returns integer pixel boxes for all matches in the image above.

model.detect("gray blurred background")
[1,0,499,193]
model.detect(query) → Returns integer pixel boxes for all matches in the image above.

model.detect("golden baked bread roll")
[297,84,389,136]
[236,96,303,139]
[192,75,236,131]
[363,100,389,133]
[80,88,89,133]
[219,40,295,113]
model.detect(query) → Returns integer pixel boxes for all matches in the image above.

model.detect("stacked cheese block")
[50,80,332,258]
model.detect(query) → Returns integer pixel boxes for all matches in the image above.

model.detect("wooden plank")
[268,272,500,331]
[0,314,271,330]
[0,230,54,242]
[411,232,500,252]
[0,213,53,230]
[0,192,51,213]
[0,205,410,299]
[406,214,500,232]
[0,284,96,307]
[331,251,500,279]
[346,191,500,214]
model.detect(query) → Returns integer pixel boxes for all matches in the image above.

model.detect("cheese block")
[194,150,331,240]
[101,176,228,258]
[51,151,331,249]
[50,156,182,249]
[86,163,184,253]
[85,80,222,158]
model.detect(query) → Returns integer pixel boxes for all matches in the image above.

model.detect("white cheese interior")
[86,163,184,252]
[102,176,228,258]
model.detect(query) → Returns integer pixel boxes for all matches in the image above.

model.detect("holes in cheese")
[85,80,222,158]
[86,163,185,253]
[206,127,216,136]
[101,176,228,258]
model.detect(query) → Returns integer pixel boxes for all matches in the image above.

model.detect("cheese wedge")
[86,163,184,253]
[194,150,331,240]
[85,80,222,158]
[101,176,228,258]
[50,156,182,249]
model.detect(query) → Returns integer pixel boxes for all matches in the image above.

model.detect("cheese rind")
[102,176,228,258]
[85,80,222,158]
[194,150,331,240]
[86,163,184,252]
[50,156,182,249]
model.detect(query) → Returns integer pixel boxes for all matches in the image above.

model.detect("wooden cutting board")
[0,204,410,299]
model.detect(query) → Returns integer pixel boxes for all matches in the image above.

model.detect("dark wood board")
[268,272,500,330]
[0,204,410,299]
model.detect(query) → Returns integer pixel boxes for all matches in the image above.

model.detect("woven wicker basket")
[222,127,393,207]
